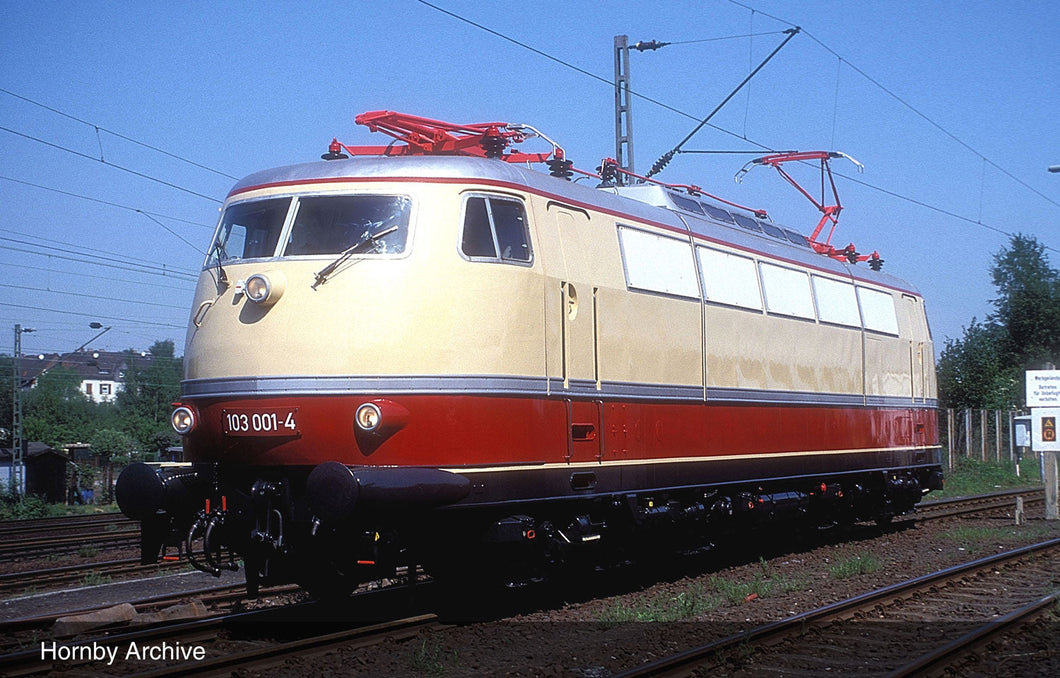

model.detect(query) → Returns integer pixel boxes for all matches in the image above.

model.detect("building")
[18,349,153,404]
[1,442,69,502]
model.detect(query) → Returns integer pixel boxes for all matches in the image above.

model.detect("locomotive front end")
[116,160,487,593]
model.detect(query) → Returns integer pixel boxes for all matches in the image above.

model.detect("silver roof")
[229,155,918,294]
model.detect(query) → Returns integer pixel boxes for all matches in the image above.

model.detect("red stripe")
[183,393,937,468]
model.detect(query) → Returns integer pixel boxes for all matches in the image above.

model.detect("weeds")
[828,552,881,579]
[408,636,456,675]
[598,583,721,623]
[599,560,809,623]
[81,571,110,587]
[77,546,100,558]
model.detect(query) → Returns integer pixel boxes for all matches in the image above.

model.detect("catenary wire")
[418,0,1057,252]
[0,87,239,181]
[0,282,190,312]
[0,125,223,204]
[0,234,199,278]
[724,0,1060,212]
[0,227,200,275]
[0,301,185,328]
[0,174,214,230]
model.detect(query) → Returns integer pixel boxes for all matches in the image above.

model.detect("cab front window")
[209,198,291,265]
[284,195,412,256]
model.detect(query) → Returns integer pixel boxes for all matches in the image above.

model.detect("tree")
[989,234,1060,368]
[937,234,1060,409]
[90,428,137,502]
[116,340,182,449]
[23,366,97,447]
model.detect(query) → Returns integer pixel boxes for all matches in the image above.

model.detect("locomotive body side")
[117,154,941,592]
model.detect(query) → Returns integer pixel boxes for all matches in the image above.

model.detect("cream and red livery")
[116,112,942,594]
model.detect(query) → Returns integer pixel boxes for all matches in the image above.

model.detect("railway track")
[0,558,190,596]
[0,580,432,677]
[0,489,1049,675]
[912,487,1045,521]
[0,512,129,538]
[0,513,139,562]
[612,537,1060,677]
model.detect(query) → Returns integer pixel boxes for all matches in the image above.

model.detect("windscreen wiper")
[312,224,398,289]
[209,238,229,288]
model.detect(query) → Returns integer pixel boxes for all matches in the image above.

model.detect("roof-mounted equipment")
[323,111,571,176]
[594,157,768,220]
[736,150,882,270]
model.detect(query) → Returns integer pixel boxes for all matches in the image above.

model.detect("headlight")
[355,403,382,432]
[354,399,409,437]
[171,406,197,434]
[245,272,286,306]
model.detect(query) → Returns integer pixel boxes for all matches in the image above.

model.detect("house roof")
[0,441,67,461]
[18,349,153,385]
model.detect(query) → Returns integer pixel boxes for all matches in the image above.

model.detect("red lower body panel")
[181,392,938,469]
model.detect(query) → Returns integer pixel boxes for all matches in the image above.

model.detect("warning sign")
[1027,370,1060,407]
[1032,408,1060,452]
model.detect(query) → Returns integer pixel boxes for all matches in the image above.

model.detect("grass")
[931,456,1042,500]
[709,560,807,605]
[598,583,722,623]
[407,636,457,675]
[77,545,100,558]
[940,523,1053,554]
[598,560,808,623]
[0,497,120,522]
[81,571,110,587]
[828,552,881,580]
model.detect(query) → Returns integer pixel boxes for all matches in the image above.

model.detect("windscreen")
[284,195,411,256]
[209,198,291,265]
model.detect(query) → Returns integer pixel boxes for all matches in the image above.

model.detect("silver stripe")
[182,374,936,410]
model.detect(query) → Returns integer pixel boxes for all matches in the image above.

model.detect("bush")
[0,493,67,520]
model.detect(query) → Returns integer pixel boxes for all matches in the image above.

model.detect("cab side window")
[461,196,532,263]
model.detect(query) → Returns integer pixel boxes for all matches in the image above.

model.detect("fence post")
[980,409,988,461]
[1008,411,1015,465]
[964,408,972,460]
[947,408,955,470]
[995,410,1002,462]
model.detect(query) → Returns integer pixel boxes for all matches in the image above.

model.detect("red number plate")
[222,408,299,437]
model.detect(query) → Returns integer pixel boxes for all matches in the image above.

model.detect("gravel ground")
[230,504,1060,677]
[7,501,1058,677]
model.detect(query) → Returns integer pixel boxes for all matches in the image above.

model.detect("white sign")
[1032,407,1060,452]
[1026,370,1060,407]
[1015,416,1031,448]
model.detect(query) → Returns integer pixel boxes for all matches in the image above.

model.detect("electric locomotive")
[117,111,943,594]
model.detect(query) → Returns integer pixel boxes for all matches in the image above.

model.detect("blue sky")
[1,0,1057,358]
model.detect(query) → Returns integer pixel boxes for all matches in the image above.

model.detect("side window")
[697,246,762,310]
[812,276,861,327]
[618,226,699,299]
[461,196,532,263]
[858,286,900,335]
[760,262,815,319]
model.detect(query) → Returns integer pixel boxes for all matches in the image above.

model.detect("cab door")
[903,294,928,403]
[538,203,601,463]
